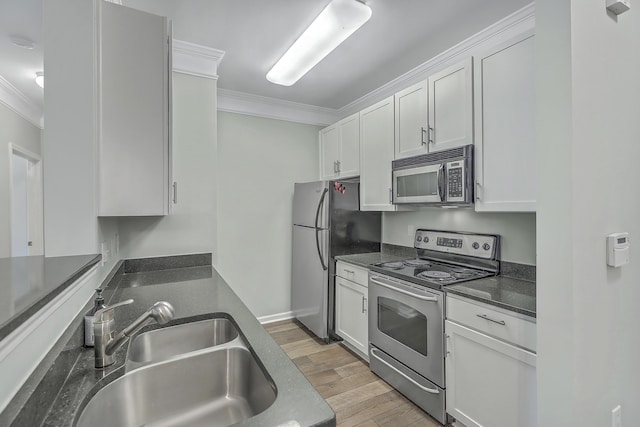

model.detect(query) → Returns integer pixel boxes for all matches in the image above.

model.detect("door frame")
[8,143,43,256]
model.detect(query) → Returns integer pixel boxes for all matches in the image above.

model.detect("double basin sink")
[75,315,277,427]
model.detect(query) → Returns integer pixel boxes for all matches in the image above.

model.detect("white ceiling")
[0,0,43,111]
[0,0,532,113]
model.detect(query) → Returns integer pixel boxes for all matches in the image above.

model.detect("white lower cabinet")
[445,299,537,427]
[335,264,369,360]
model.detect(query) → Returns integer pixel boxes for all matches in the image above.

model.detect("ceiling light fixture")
[266,0,372,86]
[10,35,36,50]
[35,72,44,88]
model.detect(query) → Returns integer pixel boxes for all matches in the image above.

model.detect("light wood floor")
[264,319,447,427]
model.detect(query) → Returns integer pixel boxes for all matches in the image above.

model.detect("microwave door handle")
[437,164,446,202]
[315,188,329,271]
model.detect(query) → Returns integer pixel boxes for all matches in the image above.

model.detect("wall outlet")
[612,405,622,427]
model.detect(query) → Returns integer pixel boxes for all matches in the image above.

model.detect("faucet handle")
[94,299,134,323]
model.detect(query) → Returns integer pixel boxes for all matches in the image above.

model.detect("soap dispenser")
[84,288,106,347]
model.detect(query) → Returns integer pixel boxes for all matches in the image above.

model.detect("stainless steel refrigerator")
[291,180,381,341]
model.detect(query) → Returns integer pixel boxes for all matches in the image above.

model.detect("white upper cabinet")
[98,1,172,216]
[319,113,360,180]
[474,31,536,212]
[394,59,472,160]
[428,58,474,152]
[394,81,428,159]
[319,125,340,180]
[359,97,396,211]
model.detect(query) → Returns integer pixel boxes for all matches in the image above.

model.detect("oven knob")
[472,242,479,250]
[416,236,422,242]
[483,243,491,251]
[423,236,429,243]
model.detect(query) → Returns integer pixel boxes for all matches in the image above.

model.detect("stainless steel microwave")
[392,145,473,206]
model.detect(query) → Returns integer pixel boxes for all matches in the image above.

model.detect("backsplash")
[382,209,536,265]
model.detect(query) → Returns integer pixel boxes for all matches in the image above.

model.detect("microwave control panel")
[446,160,465,202]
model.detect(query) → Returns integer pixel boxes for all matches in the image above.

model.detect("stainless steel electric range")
[368,229,500,425]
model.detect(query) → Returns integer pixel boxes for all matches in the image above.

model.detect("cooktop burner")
[379,261,405,269]
[417,271,453,280]
[403,259,432,267]
[372,258,493,289]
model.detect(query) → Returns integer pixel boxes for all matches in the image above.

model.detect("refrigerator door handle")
[315,188,329,271]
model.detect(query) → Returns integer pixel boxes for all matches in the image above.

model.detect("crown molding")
[338,2,535,118]
[215,3,534,127]
[217,89,340,126]
[0,75,43,129]
[172,39,225,80]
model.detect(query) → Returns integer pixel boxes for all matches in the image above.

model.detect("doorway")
[9,144,43,256]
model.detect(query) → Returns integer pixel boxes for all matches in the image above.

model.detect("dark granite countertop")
[335,250,536,318]
[446,275,536,318]
[334,252,406,268]
[0,255,101,341]
[27,266,335,427]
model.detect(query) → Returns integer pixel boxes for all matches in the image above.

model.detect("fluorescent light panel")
[267,0,372,86]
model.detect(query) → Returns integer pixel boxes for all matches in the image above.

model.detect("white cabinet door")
[445,320,537,427]
[319,125,339,180]
[394,81,428,159]
[98,1,171,216]
[337,113,360,178]
[474,31,536,212]
[360,96,396,211]
[428,58,473,152]
[335,276,368,357]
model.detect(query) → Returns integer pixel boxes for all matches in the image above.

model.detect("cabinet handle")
[421,127,427,145]
[333,161,338,173]
[344,269,355,274]
[389,188,393,203]
[475,180,481,201]
[428,126,434,144]
[336,160,341,173]
[476,314,506,326]
[362,296,367,313]
[445,334,450,357]
[172,182,178,204]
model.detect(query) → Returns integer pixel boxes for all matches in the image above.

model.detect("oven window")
[378,297,427,356]
[396,172,438,197]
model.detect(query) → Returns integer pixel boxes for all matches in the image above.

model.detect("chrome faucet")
[93,299,175,368]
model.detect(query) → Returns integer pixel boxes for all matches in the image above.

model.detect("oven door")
[369,274,445,387]
[393,163,445,204]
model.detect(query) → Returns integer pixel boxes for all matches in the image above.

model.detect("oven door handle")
[370,348,440,394]
[370,277,439,302]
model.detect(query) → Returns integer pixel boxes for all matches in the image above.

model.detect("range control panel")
[414,229,498,259]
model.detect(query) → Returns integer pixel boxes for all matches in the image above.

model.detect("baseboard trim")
[257,311,295,325]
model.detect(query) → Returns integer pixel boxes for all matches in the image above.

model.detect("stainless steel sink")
[76,344,277,427]
[126,317,239,371]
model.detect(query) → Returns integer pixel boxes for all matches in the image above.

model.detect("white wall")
[118,73,217,260]
[0,103,42,258]
[383,210,536,264]
[537,1,640,426]
[217,112,320,319]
